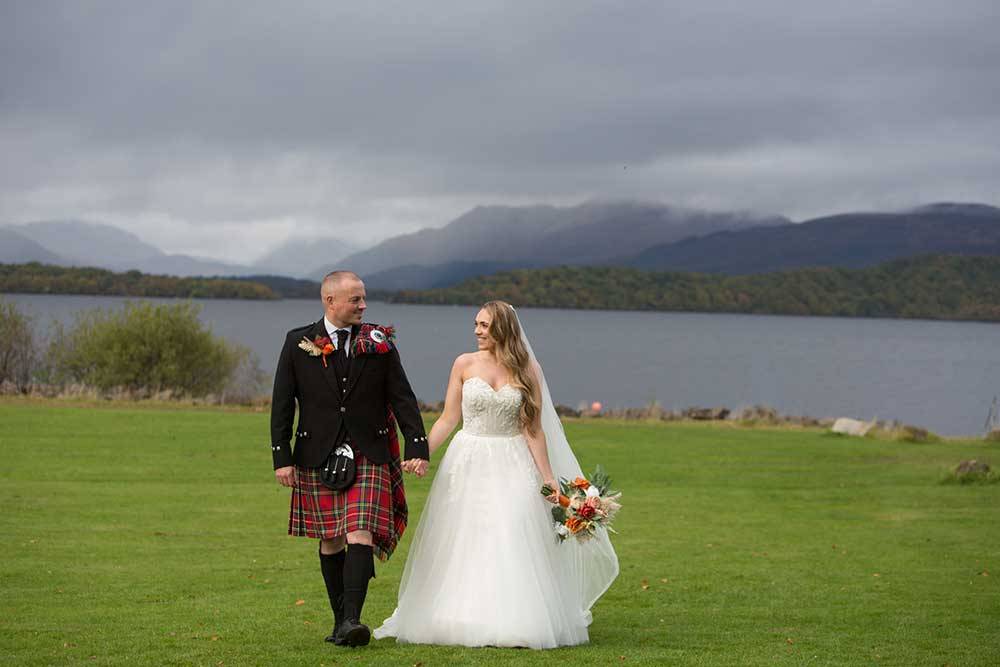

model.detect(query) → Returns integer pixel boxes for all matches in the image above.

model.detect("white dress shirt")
[323,316,352,357]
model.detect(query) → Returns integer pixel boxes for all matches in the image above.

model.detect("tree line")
[0,263,278,299]
[389,255,1000,322]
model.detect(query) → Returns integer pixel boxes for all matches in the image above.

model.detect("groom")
[270,270,429,647]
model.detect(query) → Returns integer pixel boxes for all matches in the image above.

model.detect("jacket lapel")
[344,324,367,399]
[309,319,342,398]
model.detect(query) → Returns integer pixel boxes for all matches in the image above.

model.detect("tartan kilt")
[288,413,408,561]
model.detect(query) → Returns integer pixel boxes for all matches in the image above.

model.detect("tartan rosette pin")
[353,324,396,355]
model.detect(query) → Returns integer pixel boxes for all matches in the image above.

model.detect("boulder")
[898,425,932,442]
[955,459,991,475]
[730,405,780,423]
[554,404,581,418]
[684,406,730,421]
[831,417,876,436]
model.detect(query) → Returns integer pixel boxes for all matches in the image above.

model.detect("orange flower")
[565,517,585,533]
[558,494,571,508]
[320,340,335,367]
[570,477,591,491]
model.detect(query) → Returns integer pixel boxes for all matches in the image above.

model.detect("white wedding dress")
[374,376,609,648]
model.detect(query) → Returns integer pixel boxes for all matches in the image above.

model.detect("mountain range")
[336,201,789,288]
[0,220,361,278]
[629,203,1000,273]
[335,201,1000,289]
[2,202,999,289]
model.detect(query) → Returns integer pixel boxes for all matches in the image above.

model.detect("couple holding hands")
[270,271,618,649]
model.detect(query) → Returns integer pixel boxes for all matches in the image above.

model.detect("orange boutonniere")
[298,335,336,367]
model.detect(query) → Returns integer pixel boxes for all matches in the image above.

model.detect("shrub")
[0,298,36,391]
[940,460,998,485]
[46,300,247,397]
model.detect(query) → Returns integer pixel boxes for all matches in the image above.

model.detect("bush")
[940,460,998,485]
[0,299,36,391]
[46,300,251,398]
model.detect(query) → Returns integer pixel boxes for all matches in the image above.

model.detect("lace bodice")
[461,376,524,437]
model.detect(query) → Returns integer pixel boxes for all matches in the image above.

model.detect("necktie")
[335,329,349,378]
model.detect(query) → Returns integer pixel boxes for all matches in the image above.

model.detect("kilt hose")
[289,412,408,561]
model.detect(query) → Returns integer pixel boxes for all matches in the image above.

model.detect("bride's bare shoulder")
[452,352,478,372]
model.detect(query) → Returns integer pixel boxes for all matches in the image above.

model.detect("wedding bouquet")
[540,465,622,544]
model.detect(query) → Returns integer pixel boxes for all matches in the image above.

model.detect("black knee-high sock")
[319,548,346,626]
[342,544,374,622]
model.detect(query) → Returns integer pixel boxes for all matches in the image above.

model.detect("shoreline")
[2,391,994,442]
[6,289,1000,325]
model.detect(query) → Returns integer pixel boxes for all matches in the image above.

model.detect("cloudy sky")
[2,1,998,263]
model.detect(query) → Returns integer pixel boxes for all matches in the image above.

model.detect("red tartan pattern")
[352,323,396,356]
[288,412,408,561]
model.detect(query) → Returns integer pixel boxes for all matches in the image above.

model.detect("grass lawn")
[1,399,998,666]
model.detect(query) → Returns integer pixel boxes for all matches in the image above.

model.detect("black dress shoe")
[323,594,346,644]
[333,619,371,647]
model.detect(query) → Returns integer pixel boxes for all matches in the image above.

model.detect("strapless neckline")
[460,375,523,437]
[463,375,515,394]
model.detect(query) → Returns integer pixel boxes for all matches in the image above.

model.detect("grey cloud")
[1,1,999,256]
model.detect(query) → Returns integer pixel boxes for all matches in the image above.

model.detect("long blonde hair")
[482,301,540,433]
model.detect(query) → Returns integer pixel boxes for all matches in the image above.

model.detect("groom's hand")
[275,465,296,488]
[403,459,429,477]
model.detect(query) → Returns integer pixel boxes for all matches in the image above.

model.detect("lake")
[6,293,1000,437]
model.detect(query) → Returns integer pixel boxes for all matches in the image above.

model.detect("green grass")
[1,400,998,666]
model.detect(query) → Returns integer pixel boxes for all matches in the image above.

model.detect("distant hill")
[629,203,1000,274]
[337,201,787,288]
[11,220,164,267]
[329,204,569,280]
[389,254,1000,322]
[363,260,546,291]
[257,238,365,278]
[225,274,320,299]
[0,263,278,299]
[3,219,374,279]
[131,254,259,278]
[0,228,67,264]
[6,220,263,277]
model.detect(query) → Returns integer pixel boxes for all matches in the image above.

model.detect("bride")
[374,300,619,648]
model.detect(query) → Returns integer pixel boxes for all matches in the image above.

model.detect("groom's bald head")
[321,270,362,297]
[321,271,366,327]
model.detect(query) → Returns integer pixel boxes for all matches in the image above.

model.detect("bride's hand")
[542,479,559,504]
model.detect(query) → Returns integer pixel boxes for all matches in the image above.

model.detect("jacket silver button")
[340,407,346,413]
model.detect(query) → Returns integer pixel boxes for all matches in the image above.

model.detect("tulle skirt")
[374,428,591,648]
